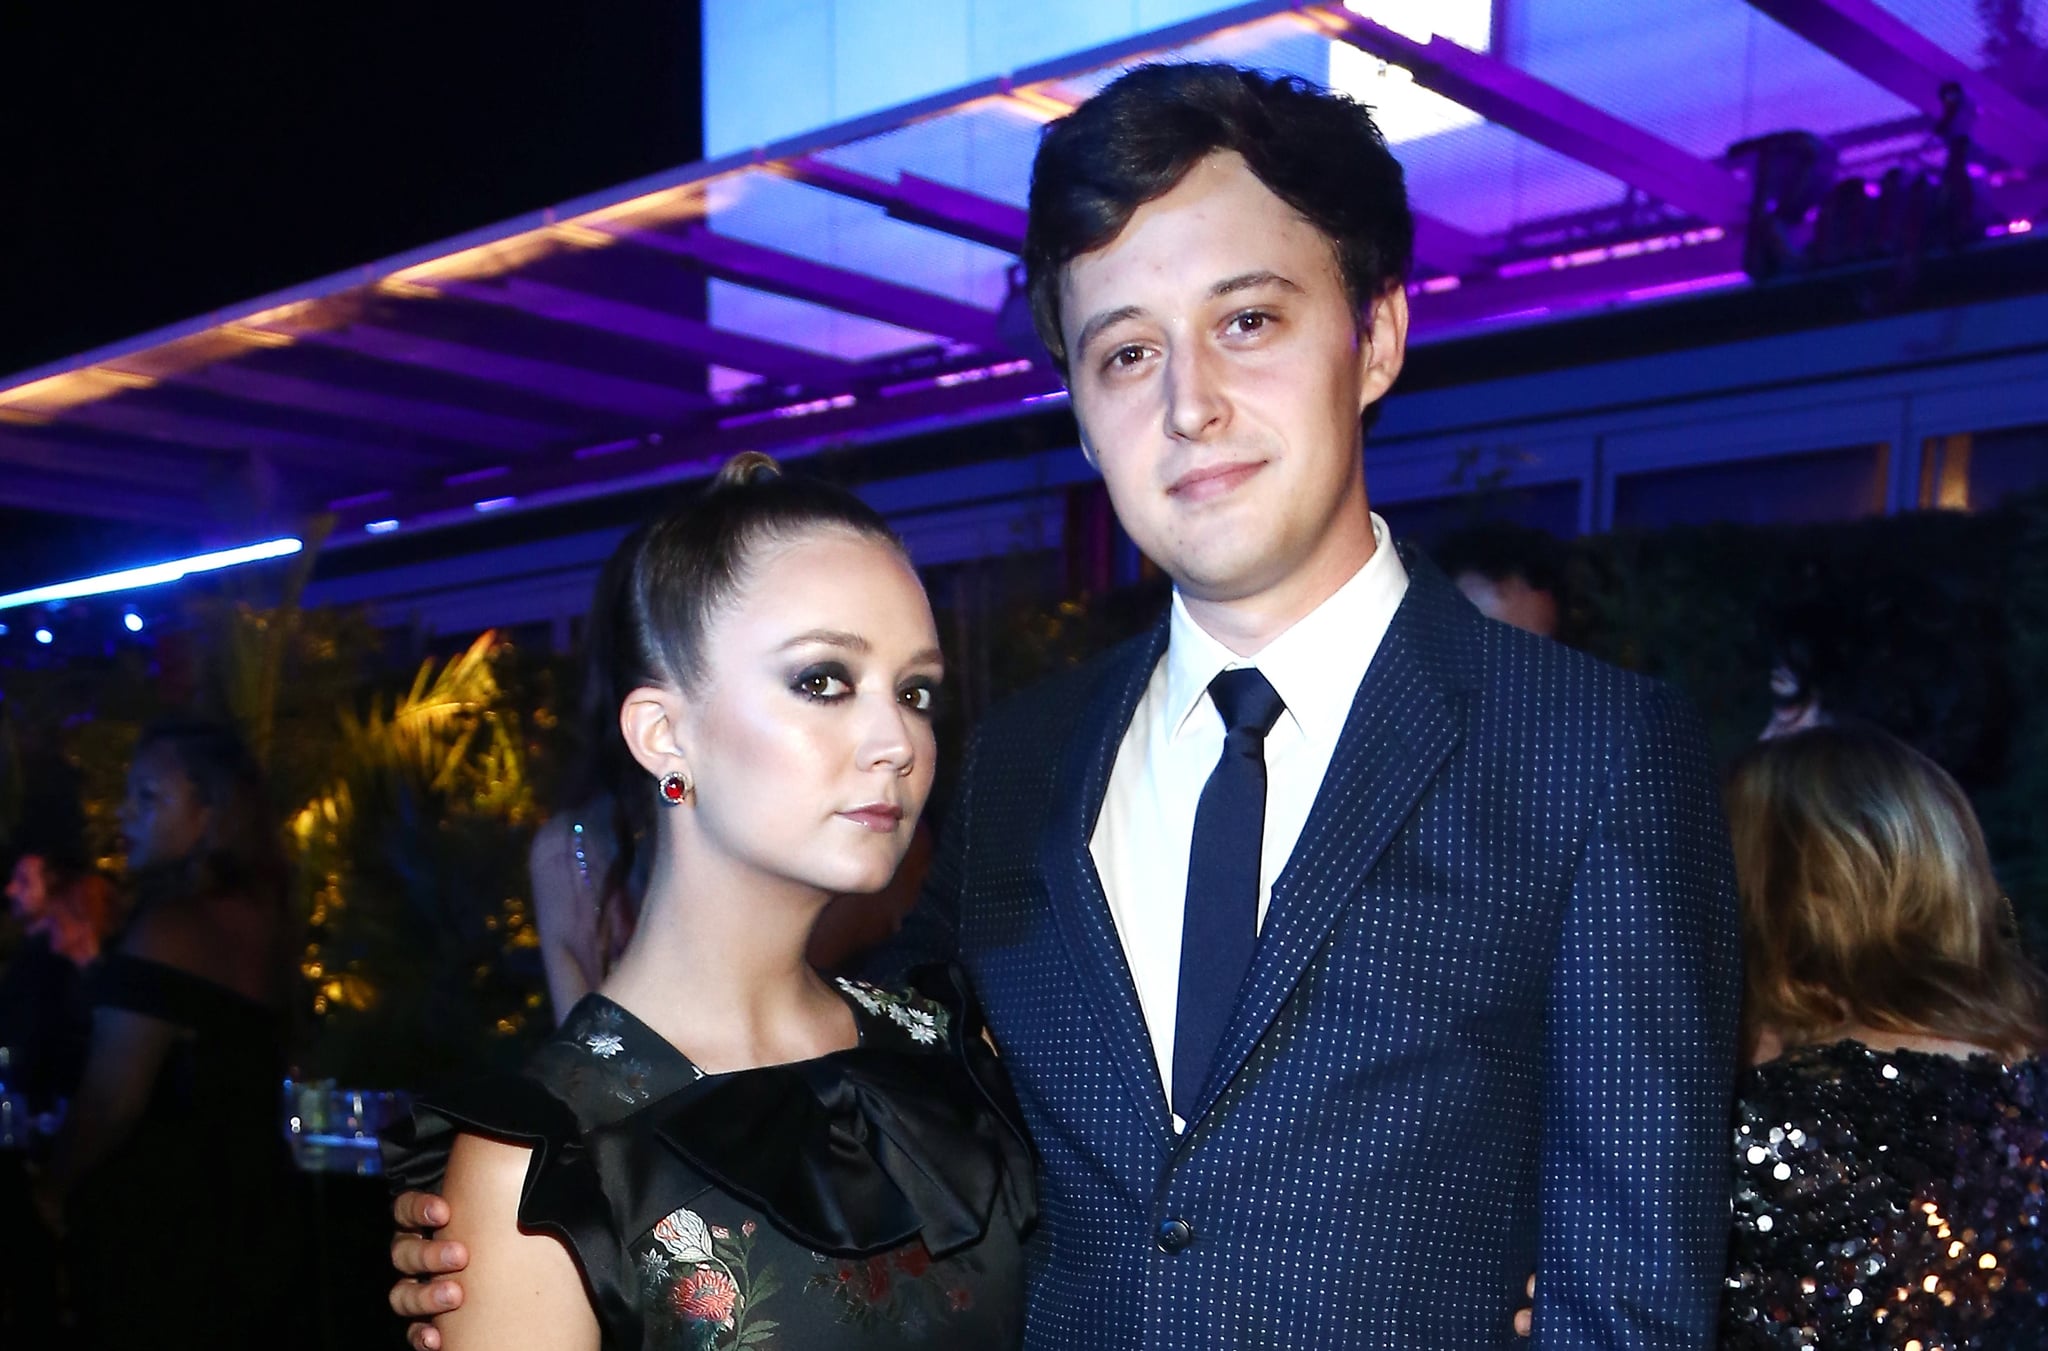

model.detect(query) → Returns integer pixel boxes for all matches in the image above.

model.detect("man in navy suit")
[391,62,1739,1348]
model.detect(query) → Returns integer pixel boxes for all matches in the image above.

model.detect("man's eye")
[1226,310,1271,335]
[1107,344,1147,369]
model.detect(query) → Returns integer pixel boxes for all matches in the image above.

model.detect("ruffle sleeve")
[382,1073,641,1346]
[602,962,1038,1262]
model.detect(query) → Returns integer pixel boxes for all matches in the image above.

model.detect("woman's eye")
[899,684,935,714]
[1105,344,1147,371]
[794,668,853,700]
[1226,310,1271,336]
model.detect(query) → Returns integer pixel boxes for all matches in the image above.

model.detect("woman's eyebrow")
[779,629,868,653]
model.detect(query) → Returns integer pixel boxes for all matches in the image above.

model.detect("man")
[1436,521,1568,640]
[391,64,1740,1347]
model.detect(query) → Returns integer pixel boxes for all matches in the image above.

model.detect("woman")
[386,454,1035,1351]
[1718,725,2046,1348]
[528,527,652,1019]
[529,525,932,1018]
[34,719,299,1349]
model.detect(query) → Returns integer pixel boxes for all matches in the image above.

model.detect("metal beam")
[43,395,460,479]
[1745,0,2048,169]
[434,277,859,386]
[1411,214,1498,274]
[330,359,1064,536]
[774,157,1029,254]
[605,224,1002,349]
[138,361,574,453]
[255,319,711,423]
[0,428,216,491]
[0,465,210,525]
[1311,5,1750,224]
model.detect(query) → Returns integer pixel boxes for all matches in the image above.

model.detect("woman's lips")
[838,805,903,832]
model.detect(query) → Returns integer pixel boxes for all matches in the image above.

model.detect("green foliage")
[290,631,547,1085]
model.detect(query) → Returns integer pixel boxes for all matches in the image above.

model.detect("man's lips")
[1167,460,1263,502]
[838,804,904,832]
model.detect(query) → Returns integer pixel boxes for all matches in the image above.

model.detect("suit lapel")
[1183,560,1476,1125]
[1036,616,1175,1135]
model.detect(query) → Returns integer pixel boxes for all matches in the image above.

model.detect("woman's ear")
[620,684,692,783]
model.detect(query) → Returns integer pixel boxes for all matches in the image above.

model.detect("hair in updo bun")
[711,450,783,490]
[584,453,910,880]
[617,453,903,694]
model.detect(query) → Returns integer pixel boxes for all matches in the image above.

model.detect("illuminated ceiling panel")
[4,0,2044,542]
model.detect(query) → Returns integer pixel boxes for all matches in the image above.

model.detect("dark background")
[0,0,705,582]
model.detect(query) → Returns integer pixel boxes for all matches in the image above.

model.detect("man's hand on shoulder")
[390,1189,469,1350]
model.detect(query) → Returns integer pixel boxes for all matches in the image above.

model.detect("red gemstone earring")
[658,770,692,806]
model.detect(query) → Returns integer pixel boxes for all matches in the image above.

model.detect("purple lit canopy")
[3,0,2043,545]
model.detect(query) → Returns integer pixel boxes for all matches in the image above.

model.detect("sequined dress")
[1721,1040,2047,1349]
[386,967,1035,1351]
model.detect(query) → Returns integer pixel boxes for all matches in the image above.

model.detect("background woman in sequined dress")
[1717,724,2046,1348]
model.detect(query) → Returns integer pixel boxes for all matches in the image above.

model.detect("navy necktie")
[1172,666,1286,1112]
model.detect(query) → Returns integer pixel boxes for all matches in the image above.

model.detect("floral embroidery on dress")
[644,1209,780,1348]
[832,979,949,1046]
[586,1032,625,1059]
[806,1240,978,1334]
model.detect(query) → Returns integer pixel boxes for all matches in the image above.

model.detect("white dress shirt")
[1090,514,1410,1114]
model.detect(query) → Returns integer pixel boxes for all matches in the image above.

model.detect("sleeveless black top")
[387,966,1036,1350]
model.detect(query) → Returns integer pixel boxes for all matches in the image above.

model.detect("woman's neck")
[600,847,852,1075]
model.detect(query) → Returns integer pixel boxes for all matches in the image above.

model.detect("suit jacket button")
[1155,1218,1194,1253]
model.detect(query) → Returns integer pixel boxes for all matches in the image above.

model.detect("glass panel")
[1611,445,1888,529]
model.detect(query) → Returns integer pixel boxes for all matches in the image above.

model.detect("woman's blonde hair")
[1727,724,2046,1059]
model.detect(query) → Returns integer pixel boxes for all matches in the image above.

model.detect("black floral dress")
[387,968,1035,1351]
[1720,1041,2048,1349]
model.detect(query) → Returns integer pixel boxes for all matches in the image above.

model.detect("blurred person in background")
[528,529,652,1020]
[1719,725,2045,1346]
[31,719,300,1351]
[1434,521,1567,641]
[0,753,113,1341]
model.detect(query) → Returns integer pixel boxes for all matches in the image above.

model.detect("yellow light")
[376,276,441,300]
[999,87,1078,122]
[219,323,295,349]
[550,221,615,249]
[1981,1254,1998,1269]
[0,367,160,419]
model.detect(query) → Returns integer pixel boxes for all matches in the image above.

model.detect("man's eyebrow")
[779,629,869,653]
[1211,270,1302,299]
[1072,273,1303,356]
[1073,304,1145,359]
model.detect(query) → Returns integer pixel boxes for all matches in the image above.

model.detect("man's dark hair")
[1432,522,1567,598]
[1023,62,1415,373]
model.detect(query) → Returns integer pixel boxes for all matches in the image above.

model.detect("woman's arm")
[37,1004,177,1207]
[530,823,600,1022]
[435,1133,600,1351]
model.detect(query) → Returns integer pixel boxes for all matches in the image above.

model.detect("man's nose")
[1163,344,1227,441]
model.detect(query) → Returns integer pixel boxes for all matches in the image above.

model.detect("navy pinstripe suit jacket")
[891,556,1741,1348]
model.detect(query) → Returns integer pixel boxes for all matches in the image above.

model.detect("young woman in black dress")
[387,454,1034,1351]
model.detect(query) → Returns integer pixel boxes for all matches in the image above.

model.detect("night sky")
[0,1,703,587]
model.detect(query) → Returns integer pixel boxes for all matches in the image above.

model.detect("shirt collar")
[1163,513,1410,745]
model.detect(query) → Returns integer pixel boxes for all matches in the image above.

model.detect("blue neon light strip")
[0,537,304,610]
